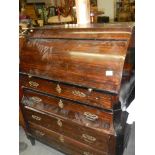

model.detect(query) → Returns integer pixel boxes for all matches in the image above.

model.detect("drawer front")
[20,74,118,110]
[29,122,109,155]
[24,107,111,152]
[22,89,113,130]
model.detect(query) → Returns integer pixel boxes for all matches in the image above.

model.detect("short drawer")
[20,74,118,110]
[28,122,109,155]
[24,106,113,152]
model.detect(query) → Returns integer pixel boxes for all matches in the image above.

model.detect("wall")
[97,0,115,21]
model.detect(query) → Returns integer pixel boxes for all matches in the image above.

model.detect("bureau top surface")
[32,22,134,30]
[29,23,134,39]
[20,23,134,94]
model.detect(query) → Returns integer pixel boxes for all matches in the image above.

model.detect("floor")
[19,123,135,155]
[19,126,62,155]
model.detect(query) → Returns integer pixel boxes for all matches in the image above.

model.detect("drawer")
[22,90,113,131]
[20,74,118,110]
[28,122,109,155]
[24,106,114,152]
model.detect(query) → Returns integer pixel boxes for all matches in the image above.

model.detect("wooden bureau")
[19,23,135,155]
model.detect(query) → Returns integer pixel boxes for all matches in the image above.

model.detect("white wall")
[97,0,115,21]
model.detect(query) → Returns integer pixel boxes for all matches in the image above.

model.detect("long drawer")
[20,74,118,110]
[22,89,113,131]
[24,106,115,152]
[29,122,109,155]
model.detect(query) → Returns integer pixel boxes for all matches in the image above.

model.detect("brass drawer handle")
[32,115,41,121]
[30,96,42,103]
[35,130,45,136]
[72,90,86,98]
[59,135,64,143]
[83,152,93,155]
[57,119,62,127]
[58,100,64,109]
[82,134,96,143]
[29,81,39,88]
[84,112,98,121]
[56,84,62,93]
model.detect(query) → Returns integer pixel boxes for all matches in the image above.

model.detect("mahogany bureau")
[19,23,135,155]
